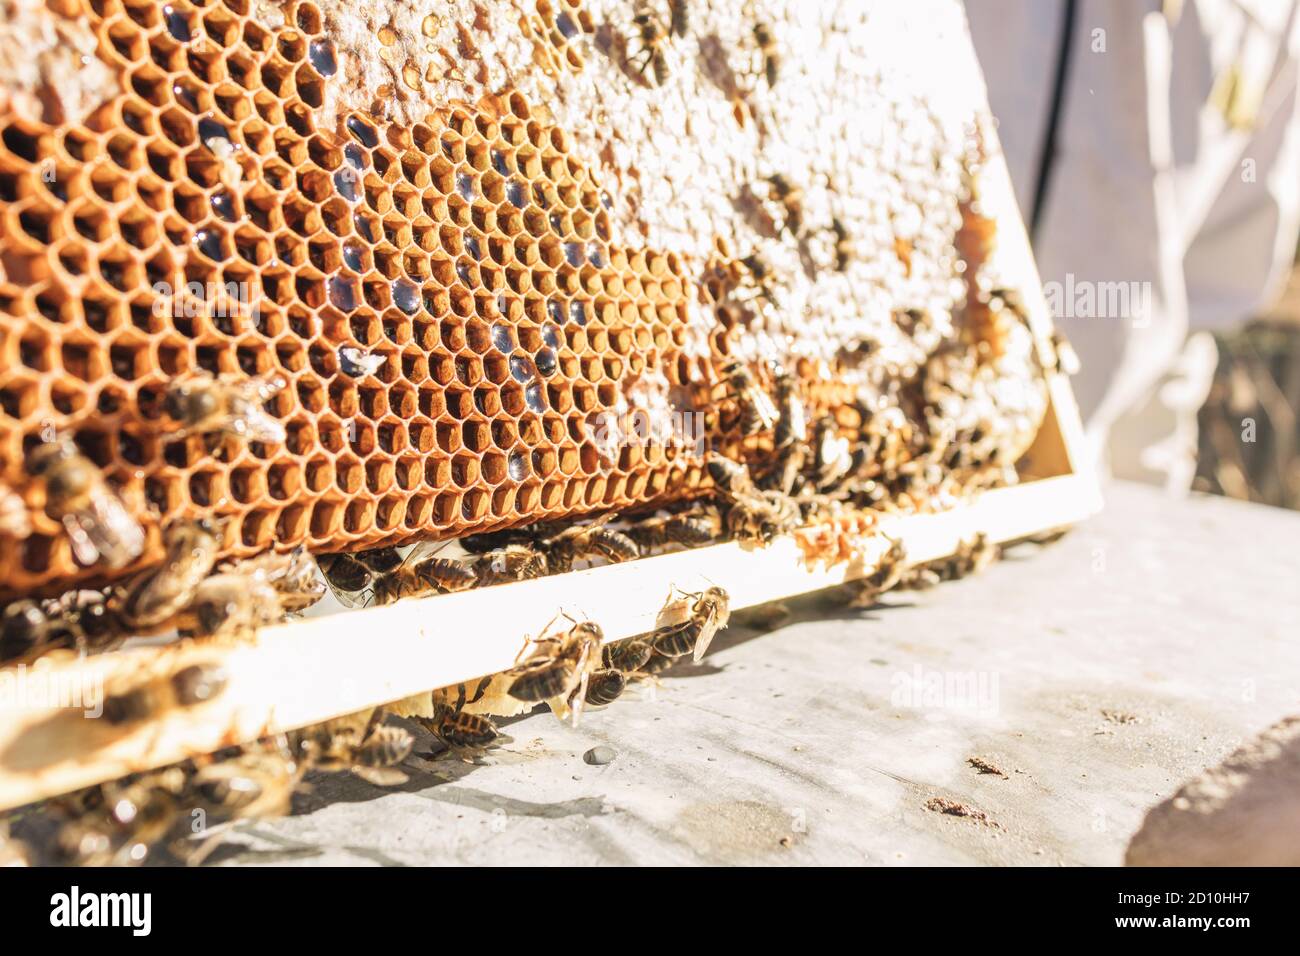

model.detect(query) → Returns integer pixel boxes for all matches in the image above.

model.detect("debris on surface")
[967,756,1008,777]
[925,796,1002,828]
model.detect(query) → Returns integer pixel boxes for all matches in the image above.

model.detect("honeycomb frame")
[1,0,1064,601]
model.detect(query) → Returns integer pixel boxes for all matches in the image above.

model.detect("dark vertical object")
[1030,0,1078,244]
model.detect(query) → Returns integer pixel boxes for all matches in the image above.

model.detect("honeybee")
[719,360,779,436]
[355,546,403,574]
[354,725,416,784]
[625,508,720,552]
[767,174,804,237]
[189,742,298,821]
[163,373,287,445]
[897,566,942,591]
[117,519,222,629]
[541,515,640,573]
[651,585,730,662]
[57,767,189,866]
[102,661,229,727]
[631,3,671,86]
[247,546,326,612]
[414,556,480,592]
[52,589,120,650]
[739,252,780,308]
[707,454,800,545]
[773,371,807,449]
[639,646,677,676]
[848,536,908,608]
[753,21,780,86]
[507,618,604,721]
[25,436,145,569]
[0,589,117,663]
[185,571,284,637]
[585,668,627,706]
[668,0,689,37]
[812,416,853,490]
[602,638,653,673]
[291,708,414,786]
[369,549,477,604]
[424,704,500,751]
[764,441,806,497]
[0,598,52,665]
[831,217,856,271]
[472,543,549,585]
[315,553,371,595]
[458,526,540,554]
[951,533,999,577]
[0,482,30,539]
[317,546,403,596]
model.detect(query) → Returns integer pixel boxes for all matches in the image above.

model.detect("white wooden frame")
[0,89,1100,816]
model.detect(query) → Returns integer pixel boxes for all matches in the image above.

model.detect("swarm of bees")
[47,736,301,866]
[0,518,322,666]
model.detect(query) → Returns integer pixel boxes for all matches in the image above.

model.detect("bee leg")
[515,612,565,663]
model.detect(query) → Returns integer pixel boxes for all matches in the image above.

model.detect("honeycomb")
[0,0,1047,598]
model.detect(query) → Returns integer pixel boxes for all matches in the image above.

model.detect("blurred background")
[1194,270,1300,509]
[966,0,1300,510]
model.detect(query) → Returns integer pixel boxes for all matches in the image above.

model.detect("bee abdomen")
[508,663,571,702]
[416,557,477,592]
[591,529,640,563]
[436,710,499,749]
[585,669,627,706]
[652,621,700,659]
[603,638,652,673]
[358,725,414,768]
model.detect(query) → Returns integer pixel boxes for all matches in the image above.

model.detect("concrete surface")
[211,481,1300,866]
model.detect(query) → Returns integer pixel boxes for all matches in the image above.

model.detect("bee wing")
[232,409,288,445]
[692,613,724,663]
[335,587,370,609]
[352,766,408,787]
[756,390,780,430]
[549,512,616,545]
[64,494,145,569]
[569,672,589,728]
[546,673,587,728]
[651,620,695,658]
[546,692,574,726]
[61,513,101,567]
[317,558,370,608]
